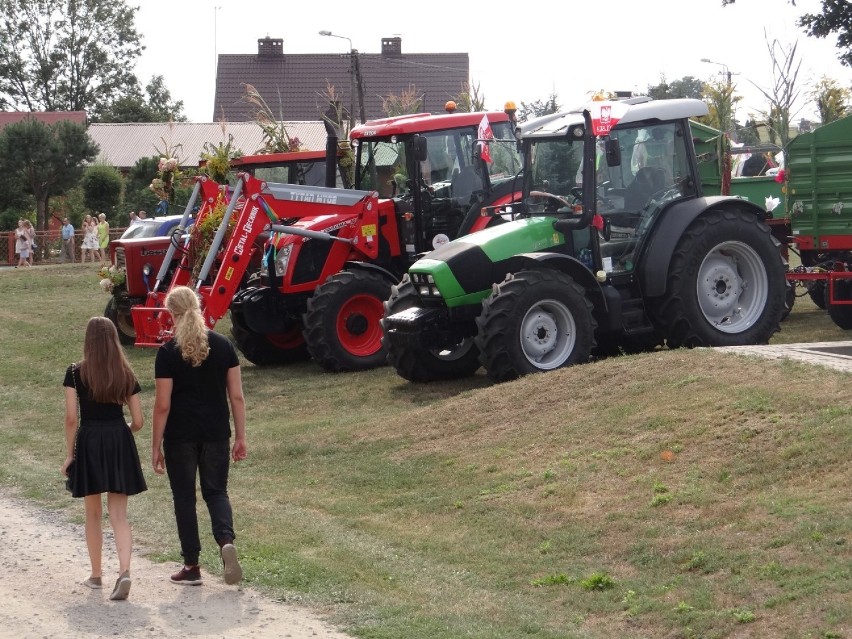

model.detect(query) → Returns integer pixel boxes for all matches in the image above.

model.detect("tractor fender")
[638,196,768,298]
[504,252,607,311]
[341,260,400,285]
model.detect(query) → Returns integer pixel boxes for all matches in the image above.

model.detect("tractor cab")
[350,106,522,261]
[518,97,704,280]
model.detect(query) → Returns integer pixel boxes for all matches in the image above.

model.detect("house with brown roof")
[213,36,469,122]
[0,111,87,130]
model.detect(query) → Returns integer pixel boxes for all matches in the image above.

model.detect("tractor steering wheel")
[529,190,573,212]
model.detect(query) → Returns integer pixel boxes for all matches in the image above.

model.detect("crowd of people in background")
[8,210,148,268]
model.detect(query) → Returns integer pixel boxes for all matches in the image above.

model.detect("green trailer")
[784,113,852,328]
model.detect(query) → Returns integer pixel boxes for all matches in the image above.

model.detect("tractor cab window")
[524,137,583,214]
[597,122,694,276]
[354,139,408,198]
[483,121,523,188]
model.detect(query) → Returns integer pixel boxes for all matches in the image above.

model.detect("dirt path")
[0,491,353,639]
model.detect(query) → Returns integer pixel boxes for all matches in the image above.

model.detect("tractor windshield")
[353,121,521,200]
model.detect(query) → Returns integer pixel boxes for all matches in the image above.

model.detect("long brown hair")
[165,286,209,367]
[79,317,138,404]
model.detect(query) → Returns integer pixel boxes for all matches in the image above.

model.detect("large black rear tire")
[652,209,788,348]
[475,270,596,383]
[104,297,135,346]
[303,270,392,372]
[382,276,481,382]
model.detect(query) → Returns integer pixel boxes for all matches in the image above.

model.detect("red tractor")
[131,105,524,372]
[105,148,348,344]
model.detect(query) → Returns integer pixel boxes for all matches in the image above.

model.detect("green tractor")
[381,97,790,383]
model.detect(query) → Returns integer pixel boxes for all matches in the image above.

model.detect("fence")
[2,228,127,266]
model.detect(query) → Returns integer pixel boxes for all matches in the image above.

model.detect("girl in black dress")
[63,317,147,601]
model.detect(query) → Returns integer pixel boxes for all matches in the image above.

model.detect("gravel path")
[0,492,353,639]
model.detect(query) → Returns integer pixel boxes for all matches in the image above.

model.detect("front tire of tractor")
[230,301,308,366]
[475,270,596,383]
[653,209,788,349]
[303,270,393,372]
[826,280,852,329]
[104,297,136,346]
[382,276,482,382]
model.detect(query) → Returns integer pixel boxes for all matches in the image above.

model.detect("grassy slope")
[0,265,849,639]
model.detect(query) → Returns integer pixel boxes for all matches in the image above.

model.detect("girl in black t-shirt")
[152,286,247,587]
[63,317,147,601]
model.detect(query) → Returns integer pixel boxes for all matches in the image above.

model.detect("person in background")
[24,220,36,266]
[15,219,30,268]
[129,211,140,225]
[61,217,76,263]
[97,213,110,264]
[138,210,147,221]
[63,317,147,601]
[152,286,247,587]
[81,215,99,263]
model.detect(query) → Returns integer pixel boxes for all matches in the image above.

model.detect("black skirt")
[68,418,148,498]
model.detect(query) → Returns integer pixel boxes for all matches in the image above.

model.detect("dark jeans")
[164,439,235,566]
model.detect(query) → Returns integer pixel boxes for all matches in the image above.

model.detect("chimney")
[258,37,283,57]
[381,37,402,56]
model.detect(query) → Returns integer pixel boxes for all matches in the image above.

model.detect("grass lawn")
[0,264,849,639]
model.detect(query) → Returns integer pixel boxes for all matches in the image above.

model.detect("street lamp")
[700,58,735,86]
[319,30,365,128]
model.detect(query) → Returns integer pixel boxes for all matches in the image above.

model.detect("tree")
[81,164,123,218]
[517,94,560,123]
[647,75,705,100]
[810,75,850,124]
[123,156,162,215]
[0,0,142,115]
[95,76,187,123]
[722,0,852,68]
[0,119,98,232]
[381,85,425,117]
[798,0,852,67]
[701,79,742,136]
[451,81,487,113]
[751,34,803,147]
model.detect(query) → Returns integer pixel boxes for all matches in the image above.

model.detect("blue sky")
[134,0,850,124]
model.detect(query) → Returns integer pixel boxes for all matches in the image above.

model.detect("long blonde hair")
[79,317,138,404]
[165,286,210,367]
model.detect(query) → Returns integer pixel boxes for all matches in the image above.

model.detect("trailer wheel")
[807,280,827,309]
[382,276,481,382]
[826,280,852,329]
[303,270,392,372]
[654,209,787,348]
[475,270,596,383]
[104,297,136,346]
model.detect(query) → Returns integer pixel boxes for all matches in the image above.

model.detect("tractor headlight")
[142,263,153,277]
[411,273,442,299]
[274,245,292,277]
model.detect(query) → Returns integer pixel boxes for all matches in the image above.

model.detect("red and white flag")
[478,115,494,163]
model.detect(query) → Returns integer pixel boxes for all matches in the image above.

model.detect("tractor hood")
[408,216,564,307]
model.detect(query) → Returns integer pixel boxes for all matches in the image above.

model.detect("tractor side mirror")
[413,136,428,162]
[604,139,621,167]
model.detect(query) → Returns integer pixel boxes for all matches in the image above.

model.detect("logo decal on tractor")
[234,205,258,256]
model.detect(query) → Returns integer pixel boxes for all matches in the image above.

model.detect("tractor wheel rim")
[267,327,304,349]
[336,294,384,356]
[519,299,576,369]
[697,241,768,333]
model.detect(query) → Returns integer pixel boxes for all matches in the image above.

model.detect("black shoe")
[170,565,203,585]
[221,544,243,585]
